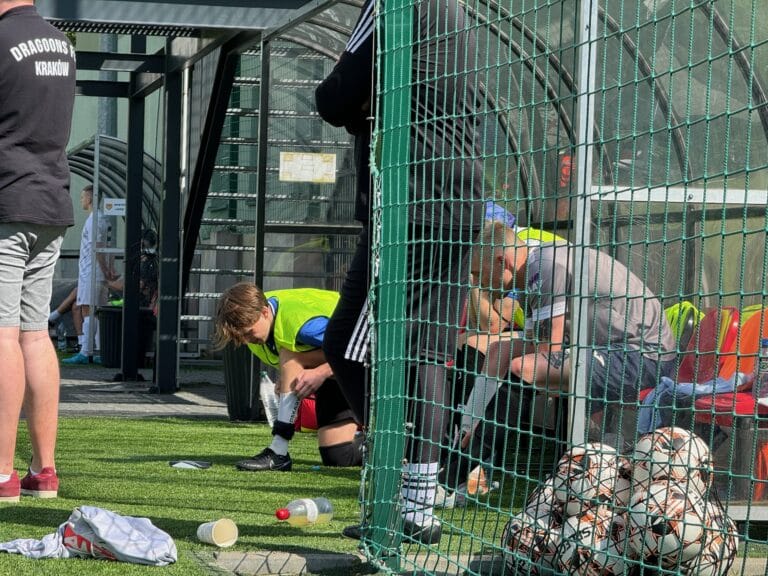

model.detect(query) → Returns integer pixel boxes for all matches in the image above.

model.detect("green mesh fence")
[364,0,768,574]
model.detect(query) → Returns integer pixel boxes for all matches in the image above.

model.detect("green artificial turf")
[1,416,762,575]
[0,413,578,574]
[0,417,364,575]
[0,416,536,574]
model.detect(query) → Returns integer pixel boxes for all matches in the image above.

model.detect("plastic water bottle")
[56,323,67,351]
[275,497,333,526]
[753,338,768,401]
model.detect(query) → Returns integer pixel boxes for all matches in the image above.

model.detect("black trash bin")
[97,306,156,369]
[222,343,261,421]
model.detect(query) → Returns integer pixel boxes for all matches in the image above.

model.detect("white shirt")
[78,211,110,284]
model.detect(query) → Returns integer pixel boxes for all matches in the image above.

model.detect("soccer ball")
[590,509,638,575]
[555,506,632,576]
[614,455,633,508]
[679,500,739,576]
[632,427,713,494]
[501,511,558,575]
[552,443,619,516]
[525,477,564,527]
[628,478,707,567]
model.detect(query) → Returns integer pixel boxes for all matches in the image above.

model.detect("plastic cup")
[196,518,238,547]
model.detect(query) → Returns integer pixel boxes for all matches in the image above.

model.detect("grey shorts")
[0,223,66,331]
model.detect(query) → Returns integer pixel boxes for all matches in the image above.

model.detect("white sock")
[81,316,94,356]
[277,392,300,424]
[460,376,501,440]
[0,473,11,483]
[402,462,439,525]
[268,393,300,456]
[49,310,61,322]
[94,319,100,354]
[28,467,40,475]
[269,435,290,456]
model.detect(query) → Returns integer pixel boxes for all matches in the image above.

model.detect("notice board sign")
[279,152,336,184]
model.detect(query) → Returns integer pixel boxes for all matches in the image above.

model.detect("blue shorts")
[0,223,66,331]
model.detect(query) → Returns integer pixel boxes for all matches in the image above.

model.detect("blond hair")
[475,220,520,251]
[213,282,268,349]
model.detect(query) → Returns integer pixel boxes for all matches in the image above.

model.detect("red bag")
[294,395,318,432]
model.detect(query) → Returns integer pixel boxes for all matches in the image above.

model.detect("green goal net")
[363,0,768,574]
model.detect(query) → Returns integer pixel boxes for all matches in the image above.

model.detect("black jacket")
[315,0,375,224]
[316,0,486,232]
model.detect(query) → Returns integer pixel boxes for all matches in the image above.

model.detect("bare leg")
[483,338,529,378]
[281,349,358,455]
[71,303,84,336]
[0,326,23,475]
[278,348,326,393]
[56,286,77,315]
[317,421,358,447]
[510,351,570,393]
[21,330,59,471]
[78,304,95,355]
[463,330,524,357]
[281,348,358,448]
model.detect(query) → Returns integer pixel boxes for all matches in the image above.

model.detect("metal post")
[122,34,148,381]
[249,40,272,404]
[369,0,411,566]
[254,41,269,288]
[570,0,600,446]
[89,135,102,361]
[155,43,183,393]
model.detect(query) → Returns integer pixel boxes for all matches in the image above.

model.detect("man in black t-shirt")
[0,0,76,503]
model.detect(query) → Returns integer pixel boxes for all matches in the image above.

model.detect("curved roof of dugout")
[38,1,364,55]
[67,135,162,233]
[33,0,767,286]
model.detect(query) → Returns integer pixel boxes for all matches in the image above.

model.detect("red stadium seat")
[693,308,768,501]
[677,307,739,384]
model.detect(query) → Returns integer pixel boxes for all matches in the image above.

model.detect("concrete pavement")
[59,361,229,419]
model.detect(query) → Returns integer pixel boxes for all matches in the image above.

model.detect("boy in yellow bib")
[215,283,360,471]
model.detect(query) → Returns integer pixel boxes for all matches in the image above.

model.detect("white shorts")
[76,277,108,307]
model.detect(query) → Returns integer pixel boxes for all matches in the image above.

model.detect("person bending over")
[461,221,676,450]
[215,283,361,471]
[440,219,563,504]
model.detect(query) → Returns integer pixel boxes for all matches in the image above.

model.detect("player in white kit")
[62,185,116,364]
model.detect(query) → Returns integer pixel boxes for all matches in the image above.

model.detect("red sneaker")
[0,471,20,503]
[20,467,58,498]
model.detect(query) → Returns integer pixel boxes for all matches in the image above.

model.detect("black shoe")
[403,517,442,545]
[236,448,292,472]
[342,524,363,540]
